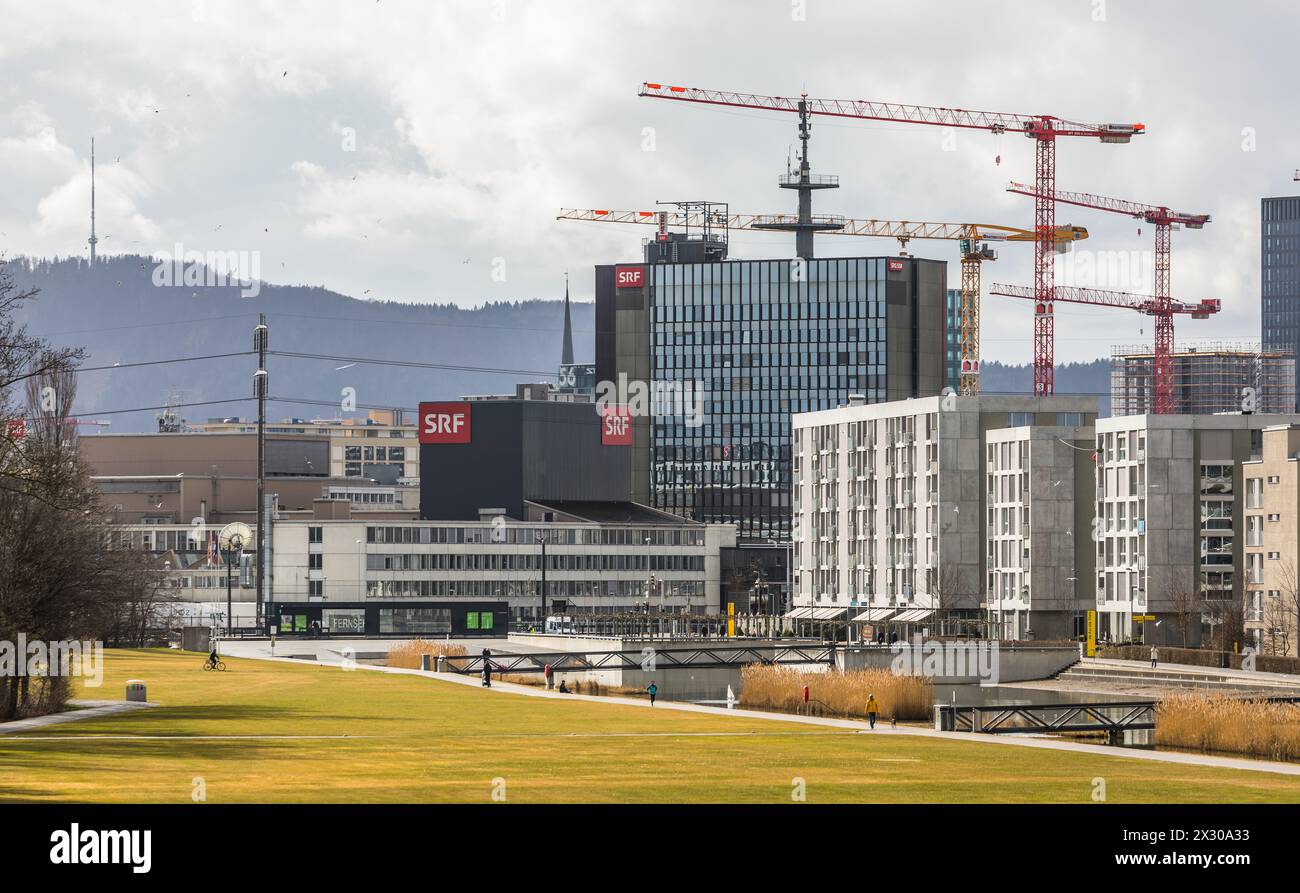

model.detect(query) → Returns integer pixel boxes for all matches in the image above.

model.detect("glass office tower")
[1263,195,1300,411]
[597,251,946,542]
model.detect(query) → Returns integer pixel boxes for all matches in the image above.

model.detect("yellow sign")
[1086,610,1097,658]
[727,602,735,638]
[1134,614,1155,622]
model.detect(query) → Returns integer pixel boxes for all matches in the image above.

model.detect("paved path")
[0,699,154,735]
[1084,657,1300,686]
[246,652,1300,778]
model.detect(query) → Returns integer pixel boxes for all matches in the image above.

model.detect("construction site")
[1111,341,1297,416]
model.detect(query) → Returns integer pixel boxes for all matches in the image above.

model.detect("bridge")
[936,701,1157,744]
[446,643,836,676]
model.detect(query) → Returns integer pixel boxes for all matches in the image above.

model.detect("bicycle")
[203,657,227,672]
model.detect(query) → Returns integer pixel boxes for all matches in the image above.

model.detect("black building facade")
[418,399,631,520]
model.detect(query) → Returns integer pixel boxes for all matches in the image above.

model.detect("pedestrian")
[646,681,658,706]
[482,648,493,688]
[865,692,880,730]
[558,679,569,694]
[1150,645,1158,669]
[544,662,554,690]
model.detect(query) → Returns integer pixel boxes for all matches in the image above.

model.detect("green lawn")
[0,648,1297,803]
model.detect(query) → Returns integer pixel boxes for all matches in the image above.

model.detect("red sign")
[599,405,632,446]
[887,259,905,272]
[418,402,471,444]
[615,265,645,289]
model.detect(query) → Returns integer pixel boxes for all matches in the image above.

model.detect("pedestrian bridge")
[446,643,836,676]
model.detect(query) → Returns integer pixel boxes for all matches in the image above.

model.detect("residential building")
[985,424,1096,640]
[1242,425,1300,655]
[791,394,1098,630]
[1093,412,1300,645]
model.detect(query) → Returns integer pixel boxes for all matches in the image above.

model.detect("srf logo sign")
[615,265,645,289]
[419,402,471,444]
[600,405,632,446]
[887,259,905,272]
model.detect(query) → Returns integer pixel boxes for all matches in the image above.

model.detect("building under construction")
[1110,341,1296,416]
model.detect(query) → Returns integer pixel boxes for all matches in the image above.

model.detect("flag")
[208,531,220,567]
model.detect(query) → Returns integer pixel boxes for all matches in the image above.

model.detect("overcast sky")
[0,0,1294,364]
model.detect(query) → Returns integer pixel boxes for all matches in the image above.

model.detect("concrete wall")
[837,644,1078,684]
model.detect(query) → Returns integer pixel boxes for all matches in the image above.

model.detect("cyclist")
[207,645,220,670]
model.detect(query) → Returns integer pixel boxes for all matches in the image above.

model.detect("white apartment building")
[792,394,1097,631]
[985,424,1095,640]
[1094,413,1300,645]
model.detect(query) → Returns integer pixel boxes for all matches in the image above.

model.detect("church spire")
[560,271,574,366]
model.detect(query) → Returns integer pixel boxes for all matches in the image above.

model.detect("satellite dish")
[219,521,252,552]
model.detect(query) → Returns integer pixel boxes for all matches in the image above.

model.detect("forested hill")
[6,256,592,432]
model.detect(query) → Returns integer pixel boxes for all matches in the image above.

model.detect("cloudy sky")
[0,0,1294,364]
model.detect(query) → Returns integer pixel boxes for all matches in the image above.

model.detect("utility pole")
[254,316,269,630]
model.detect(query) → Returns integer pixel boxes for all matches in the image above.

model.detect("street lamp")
[536,530,547,620]
[223,531,245,637]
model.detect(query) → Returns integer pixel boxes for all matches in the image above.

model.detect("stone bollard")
[125,680,147,703]
[436,655,446,673]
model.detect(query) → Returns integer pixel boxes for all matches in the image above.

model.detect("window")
[1008,412,1033,427]
[308,580,323,597]
[1242,480,1263,509]
[1056,412,1084,427]
[308,526,323,544]
[308,553,323,569]
[466,611,495,631]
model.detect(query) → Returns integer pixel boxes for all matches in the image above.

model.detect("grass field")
[1,649,1299,803]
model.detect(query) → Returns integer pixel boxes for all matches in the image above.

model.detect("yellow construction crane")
[557,207,1087,395]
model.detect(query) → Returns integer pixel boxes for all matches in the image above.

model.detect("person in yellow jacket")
[865,693,880,729]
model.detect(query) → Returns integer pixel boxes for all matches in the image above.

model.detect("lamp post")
[536,530,547,620]
[224,532,245,637]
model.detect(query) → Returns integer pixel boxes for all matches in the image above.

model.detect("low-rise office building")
[117,510,735,631]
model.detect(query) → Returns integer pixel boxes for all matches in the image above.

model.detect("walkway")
[0,699,154,736]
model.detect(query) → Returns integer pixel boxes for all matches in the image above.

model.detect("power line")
[270,350,553,377]
[77,351,254,373]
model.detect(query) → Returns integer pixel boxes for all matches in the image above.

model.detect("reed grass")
[1157,693,1300,762]
[739,665,932,721]
[386,638,468,669]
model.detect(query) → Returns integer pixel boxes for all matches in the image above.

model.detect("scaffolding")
[1111,341,1296,416]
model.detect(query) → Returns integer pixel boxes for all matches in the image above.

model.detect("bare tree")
[0,265,162,718]
[1163,569,1199,648]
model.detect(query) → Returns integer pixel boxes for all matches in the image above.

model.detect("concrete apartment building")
[1093,413,1300,645]
[985,424,1096,641]
[1243,425,1300,654]
[791,394,1097,630]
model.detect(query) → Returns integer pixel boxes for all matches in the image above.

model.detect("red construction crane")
[989,282,1220,412]
[1007,182,1210,413]
[639,82,1144,395]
